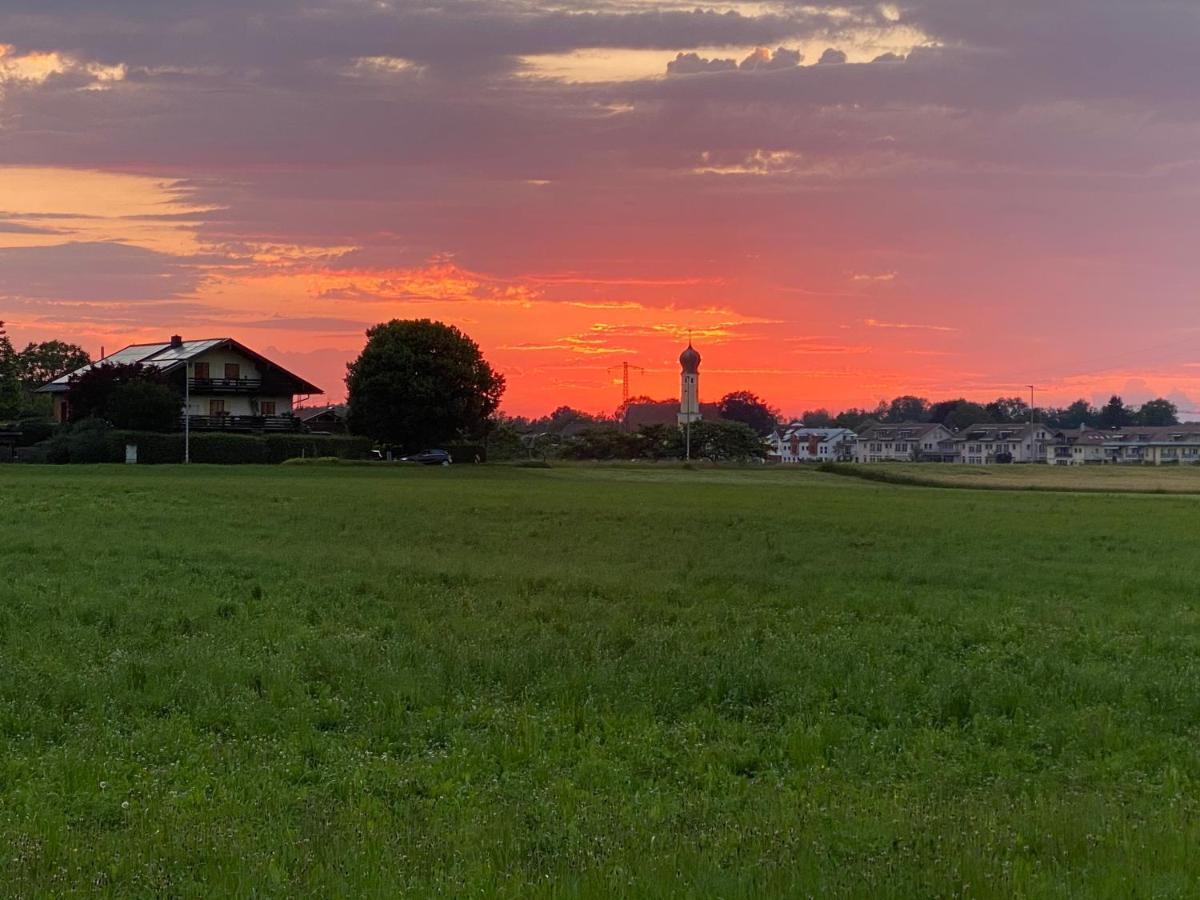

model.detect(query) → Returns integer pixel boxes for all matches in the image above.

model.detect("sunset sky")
[2,1,1199,416]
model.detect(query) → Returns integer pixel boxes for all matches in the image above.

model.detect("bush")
[15,417,57,447]
[42,418,120,464]
[262,434,373,464]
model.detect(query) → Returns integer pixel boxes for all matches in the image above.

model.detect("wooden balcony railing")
[188,377,264,393]
[183,414,299,432]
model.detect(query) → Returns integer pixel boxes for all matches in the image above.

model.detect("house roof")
[956,422,1051,442]
[38,338,322,395]
[857,421,950,441]
[773,425,857,443]
[622,400,721,430]
[295,403,348,422]
[1052,424,1200,446]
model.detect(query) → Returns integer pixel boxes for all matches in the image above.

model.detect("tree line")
[0,322,92,420]
[796,394,1182,432]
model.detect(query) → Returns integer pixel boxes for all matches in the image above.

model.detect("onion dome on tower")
[679,341,701,374]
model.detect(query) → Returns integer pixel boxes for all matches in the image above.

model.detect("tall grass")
[0,464,1197,895]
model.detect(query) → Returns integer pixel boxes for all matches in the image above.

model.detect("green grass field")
[830,461,1200,494]
[2,464,1199,896]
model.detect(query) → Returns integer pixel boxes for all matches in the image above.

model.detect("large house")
[768,425,857,463]
[854,421,957,463]
[38,336,322,432]
[1046,425,1200,465]
[955,422,1055,465]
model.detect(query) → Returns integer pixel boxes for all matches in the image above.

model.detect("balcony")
[183,414,299,433]
[188,377,263,394]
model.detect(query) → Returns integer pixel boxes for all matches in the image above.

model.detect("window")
[193,361,210,380]
[209,399,226,416]
[225,362,241,381]
[260,401,276,416]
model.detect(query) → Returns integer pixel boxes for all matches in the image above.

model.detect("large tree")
[68,363,181,431]
[985,396,1030,423]
[717,390,779,436]
[882,395,930,423]
[1136,398,1179,426]
[17,340,91,389]
[346,319,505,450]
[1099,395,1135,429]
[0,322,22,418]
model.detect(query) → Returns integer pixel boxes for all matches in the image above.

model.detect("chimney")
[170,334,183,348]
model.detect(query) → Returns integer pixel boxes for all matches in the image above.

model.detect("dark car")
[400,448,452,466]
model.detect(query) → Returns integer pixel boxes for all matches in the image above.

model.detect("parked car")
[401,448,452,465]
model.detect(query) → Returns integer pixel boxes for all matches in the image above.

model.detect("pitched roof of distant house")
[295,403,348,422]
[622,400,720,430]
[774,424,857,443]
[956,422,1052,441]
[1051,424,1200,445]
[856,421,951,441]
[38,337,322,395]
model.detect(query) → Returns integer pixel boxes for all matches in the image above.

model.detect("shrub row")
[31,424,373,464]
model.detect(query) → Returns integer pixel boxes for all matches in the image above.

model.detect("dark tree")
[717,390,779,436]
[985,396,1030,423]
[883,395,930,423]
[1046,399,1098,429]
[926,398,966,424]
[17,340,91,388]
[531,405,599,434]
[943,401,991,431]
[1136,398,1179,426]
[105,381,182,432]
[0,322,21,418]
[832,407,874,430]
[68,363,180,430]
[800,408,833,427]
[678,420,767,461]
[1098,395,1135,429]
[346,319,505,450]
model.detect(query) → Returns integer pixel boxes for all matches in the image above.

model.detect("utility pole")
[1027,385,1037,424]
[184,364,191,464]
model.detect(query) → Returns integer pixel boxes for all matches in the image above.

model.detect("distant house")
[1046,424,1200,465]
[38,335,322,432]
[854,421,957,463]
[954,422,1055,464]
[768,425,857,463]
[295,404,349,434]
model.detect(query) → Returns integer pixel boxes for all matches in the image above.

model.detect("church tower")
[677,340,702,426]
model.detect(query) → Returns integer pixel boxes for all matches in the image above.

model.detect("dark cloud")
[817,48,847,65]
[739,47,803,71]
[0,242,207,301]
[666,52,736,75]
[0,221,65,235]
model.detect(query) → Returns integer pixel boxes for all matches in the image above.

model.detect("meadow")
[828,461,1200,494]
[1,463,1199,896]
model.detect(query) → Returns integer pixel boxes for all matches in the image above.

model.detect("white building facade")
[768,425,857,463]
[955,423,1055,464]
[854,422,957,463]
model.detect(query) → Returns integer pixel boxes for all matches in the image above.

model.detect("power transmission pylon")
[608,361,645,406]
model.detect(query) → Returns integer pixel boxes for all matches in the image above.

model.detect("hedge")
[34,427,373,464]
[444,443,486,463]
